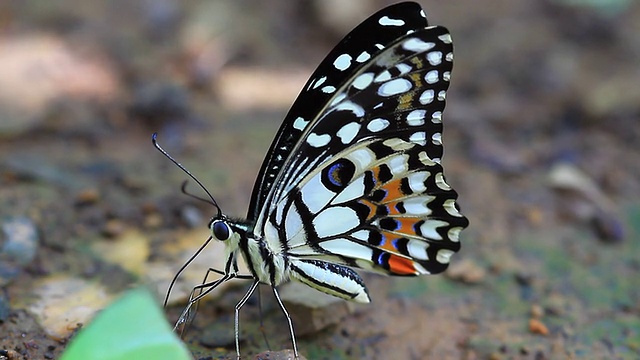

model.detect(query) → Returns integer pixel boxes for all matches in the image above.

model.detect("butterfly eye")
[211,220,231,240]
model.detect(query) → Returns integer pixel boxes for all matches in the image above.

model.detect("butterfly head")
[210,217,231,241]
[208,215,250,249]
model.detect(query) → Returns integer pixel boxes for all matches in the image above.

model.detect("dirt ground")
[1,1,639,359]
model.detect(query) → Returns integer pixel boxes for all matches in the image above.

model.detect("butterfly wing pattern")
[161,2,468,358]
[249,3,468,302]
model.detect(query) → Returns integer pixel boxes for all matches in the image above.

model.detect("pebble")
[0,216,39,286]
[27,276,113,340]
[101,219,127,238]
[528,318,549,336]
[0,289,9,322]
[548,163,625,243]
[530,304,545,319]
[74,188,100,206]
[445,258,486,284]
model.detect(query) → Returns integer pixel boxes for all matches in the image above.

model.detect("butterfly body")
[158,2,468,358]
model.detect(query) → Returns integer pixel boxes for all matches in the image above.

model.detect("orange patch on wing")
[388,254,417,275]
[384,202,403,216]
[378,238,398,252]
[358,200,378,220]
[378,178,406,202]
[395,217,420,234]
[376,231,404,254]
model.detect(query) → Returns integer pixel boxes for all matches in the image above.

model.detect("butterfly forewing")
[247,2,430,221]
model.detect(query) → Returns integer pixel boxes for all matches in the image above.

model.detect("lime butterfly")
[154,2,468,358]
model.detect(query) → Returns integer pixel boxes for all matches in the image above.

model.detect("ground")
[0,1,639,359]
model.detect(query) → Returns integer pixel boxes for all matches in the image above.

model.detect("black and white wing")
[249,2,468,299]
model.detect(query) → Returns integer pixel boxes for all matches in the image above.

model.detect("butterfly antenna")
[152,133,222,217]
[181,180,216,206]
[163,235,214,307]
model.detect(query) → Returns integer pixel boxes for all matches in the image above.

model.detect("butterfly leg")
[175,273,233,334]
[272,286,299,359]
[256,287,272,351]
[234,279,260,359]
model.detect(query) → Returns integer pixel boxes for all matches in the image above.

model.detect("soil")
[1,1,639,359]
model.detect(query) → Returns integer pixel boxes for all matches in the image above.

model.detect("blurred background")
[0,0,638,359]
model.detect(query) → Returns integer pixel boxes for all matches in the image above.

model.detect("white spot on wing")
[396,63,412,75]
[374,70,392,83]
[418,151,437,166]
[307,133,331,147]
[402,38,435,52]
[432,132,442,145]
[337,122,361,144]
[431,111,442,123]
[334,54,352,71]
[427,51,443,65]
[419,220,449,240]
[379,16,405,26]
[351,229,369,241]
[347,147,376,169]
[435,172,451,190]
[438,33,452,44]
[407,172,429,192]
[402,196,434,215]
[419,89,434,104]
[352,73,374,90]
[425,70,439,84]
[388,154,409,175]
[438,90,446,101]
[293,116,308,130]
[410,132,427,146]
[448,227,463,242]
[356,51,371,63]
[334,101,365,117]
[367,118,390,132]
[436,249,454,264]
[444,199,464,218]
[446,52,454,62]
[378,78,412,97]
[384,138,413,151]
[407,240,429,260]
[313,207,360,238]
[321,85,336,94]
[312,76,327,89]
[406,110,426,126]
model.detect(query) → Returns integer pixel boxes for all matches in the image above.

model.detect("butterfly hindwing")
[281,136,467,276]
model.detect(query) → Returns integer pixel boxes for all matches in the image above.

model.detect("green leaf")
[61,288,191,360]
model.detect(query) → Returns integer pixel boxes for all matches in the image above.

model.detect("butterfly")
[154,2,468,359]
